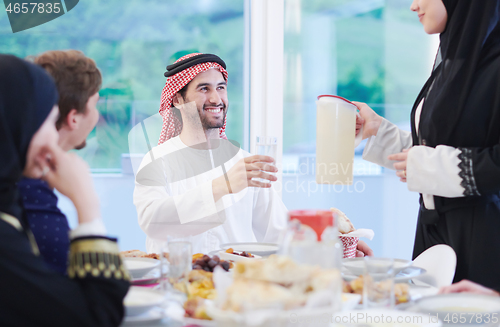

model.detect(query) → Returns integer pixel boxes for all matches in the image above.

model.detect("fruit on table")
[192,254,232,272]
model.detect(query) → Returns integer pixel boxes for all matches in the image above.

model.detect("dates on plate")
[191,254,232,272]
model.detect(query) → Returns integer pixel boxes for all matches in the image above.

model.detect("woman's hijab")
[414,0,500,147]
[0,54,58,219]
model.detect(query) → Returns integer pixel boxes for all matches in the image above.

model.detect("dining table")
[120,275,441,327]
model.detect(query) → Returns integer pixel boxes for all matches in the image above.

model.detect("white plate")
[131,267,160,285]
[342,266,427,283]
[218,251,262,262]
[121,307,164,326]
[207,304,338,326]
[416,293,500,317]
[123,257,161,279]
[335,309,442,327]
[123,286,164,316]
[183,317,217,327]
[203,294,360,325]
[164,300,216,327]
[220,242,279,256]
[343,258,412,276]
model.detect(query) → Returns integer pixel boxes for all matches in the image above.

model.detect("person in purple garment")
[18,50,100,274]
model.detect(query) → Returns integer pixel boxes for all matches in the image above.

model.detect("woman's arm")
[439,280,500,296]
[463,145,500,196]
[354,102,413,170]
[390,144,500,198]
[404,145,465,197]
[362,118,413,170]
[4,145,131,327]
[0,219,129,327]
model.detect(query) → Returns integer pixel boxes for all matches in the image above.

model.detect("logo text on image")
[3,0,79,33]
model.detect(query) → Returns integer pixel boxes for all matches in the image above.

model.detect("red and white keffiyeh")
[158,53,229,145]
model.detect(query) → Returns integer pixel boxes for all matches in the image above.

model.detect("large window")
[0,0,247,251]
[0,0,246,171]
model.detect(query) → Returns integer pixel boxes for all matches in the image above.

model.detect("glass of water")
[254,136,278,184]
[160,243,170,294]
[165,241,192,296]
[363,257,395,309]
[168,241,192,279]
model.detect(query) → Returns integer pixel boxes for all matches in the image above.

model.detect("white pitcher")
[316,95,362,185]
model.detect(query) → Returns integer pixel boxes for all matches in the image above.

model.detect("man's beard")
[74,140,87,150]
[199,103,227,130]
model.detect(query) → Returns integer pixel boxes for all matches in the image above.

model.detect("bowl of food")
[123,286,164,316]
[416,294,500,325]
[342,257,412,276]
[218,248,262,263]
[123,257,161,279]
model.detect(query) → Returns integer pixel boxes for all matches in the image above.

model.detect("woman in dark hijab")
[0,54,129,326]
[357,0,500,291]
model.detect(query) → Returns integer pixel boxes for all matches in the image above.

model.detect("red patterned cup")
[340,236,359,258]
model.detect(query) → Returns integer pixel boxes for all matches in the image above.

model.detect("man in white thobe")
[133,53,287,254]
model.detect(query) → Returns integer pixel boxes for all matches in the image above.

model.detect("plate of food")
[165,297,217,327]
[343,275,411,305]
[167,253,234,324]
[121,306,164,326]
[130,268,161,285]
[171,258,233,326]
[342,257,413,276]
[183,316,217,327]
[204,255,345,326]
[220,242,279,257]
[173,255,368,326]
[123,257,161,280]
[416,293,500,322]
[218,248,262,262]
[342,266,427,283]
[123,286,165,317]
[121,250,167,284]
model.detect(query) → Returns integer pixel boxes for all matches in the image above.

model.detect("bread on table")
[331,208,355,234]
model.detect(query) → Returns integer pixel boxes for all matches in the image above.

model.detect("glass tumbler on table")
[363,257,395,309]
[161,241,192,296]
[160,243,170,294]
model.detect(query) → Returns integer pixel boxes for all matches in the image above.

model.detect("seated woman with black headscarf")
[0,54,129,326]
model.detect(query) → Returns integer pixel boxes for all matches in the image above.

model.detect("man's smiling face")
[176,68,228,130]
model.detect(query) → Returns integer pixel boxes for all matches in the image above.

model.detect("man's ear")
[61,109,80,130]
[172,93,184,109]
